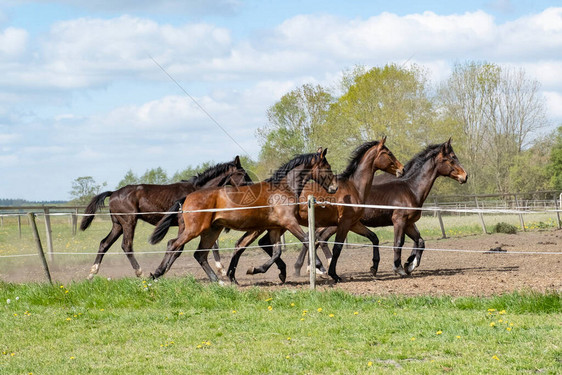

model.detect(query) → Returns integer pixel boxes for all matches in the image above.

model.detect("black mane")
[266,153,317,185]
[188,160,238,187]
[402,143,443,178]
[338,141,380,180]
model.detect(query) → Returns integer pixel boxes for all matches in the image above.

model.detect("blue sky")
[1,0,561,201]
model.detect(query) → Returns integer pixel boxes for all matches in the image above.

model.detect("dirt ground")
[2,229,561,297]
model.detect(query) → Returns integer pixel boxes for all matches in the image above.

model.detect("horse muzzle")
[328,185,338,194]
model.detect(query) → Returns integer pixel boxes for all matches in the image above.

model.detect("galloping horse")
[304,139,468,277]
[228,137,404,283]
[80,156,252,279]
[149,148,338,282]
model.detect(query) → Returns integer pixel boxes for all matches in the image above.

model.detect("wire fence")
[1,195,561,286]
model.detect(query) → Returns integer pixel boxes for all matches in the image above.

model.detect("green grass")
[1,278,560,374]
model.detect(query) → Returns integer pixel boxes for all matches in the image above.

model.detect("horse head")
[437,138,468,184]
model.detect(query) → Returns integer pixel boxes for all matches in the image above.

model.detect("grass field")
[1,278,560,374]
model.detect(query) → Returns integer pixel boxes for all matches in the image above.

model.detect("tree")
[140,167,169,184]
[116,169,139,189]
[547,126,562,189]
[323,64,437,171]
[438,62,548,194]
[257,83,334,174]
[508,135,553,192]
[69,176,106,205]
[172,162,214,182]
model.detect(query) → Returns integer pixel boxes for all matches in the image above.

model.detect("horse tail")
[150,198,185,245]
[80,191,113,231]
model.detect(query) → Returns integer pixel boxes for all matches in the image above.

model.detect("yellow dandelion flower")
[509,323,514,326]
[368,361,373,367]
[487,308,496,312]
[10,353,15,356]
[231,310,236,314]
[300,318,305,321]
[411,337,416,341]
[290,303,295,307]
[100,309,104,311]
[456,336,461,339]
[499,310,506,315]
[354,311,359,315]
[66,318,71,321]
[498,319,503,323]
[178,312,184,316]
[329,314,334,318]
[492,355,499,361]
[65,290,69,294]
[70,356,75,360]
[13,313,17,317]
[268,306,273,311]
[436,330,443,335]
[287,337,291,341]
[196,345,202,349]
[60,285,64,289]
[265,297,273,302]
[317,308,323,312]
[506,327,512,331]
[490,322,496,327]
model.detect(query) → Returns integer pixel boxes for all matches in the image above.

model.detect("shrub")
[493,222,518,234]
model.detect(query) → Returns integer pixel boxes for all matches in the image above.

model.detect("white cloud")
[543,91,562,119]
[0,27,28,58]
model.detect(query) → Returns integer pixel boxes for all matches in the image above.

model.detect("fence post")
[43,207,54,262]
[71,209,78,236]
[280,233,286,252]
[474,197,487,234]
[28,213,52,284]
[554,194,562,229]
[18,215,22,239]
[514,194,526,231]
[307,195,316,290]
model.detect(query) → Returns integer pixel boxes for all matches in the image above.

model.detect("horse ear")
[321,148,328,158]
[317,147,323,154]
[380,136,387,146]
[233,155,241,167]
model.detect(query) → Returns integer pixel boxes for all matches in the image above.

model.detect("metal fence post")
[28,213,52,284]
[43,207,54,262]
[307,195,316,290]
[474,197,487,234]
[514,194,526,231]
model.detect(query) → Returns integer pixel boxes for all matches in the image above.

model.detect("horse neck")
[198,174,228,189]
[348,151,378,201]
[282,165,312,198]
[405,158,440,205]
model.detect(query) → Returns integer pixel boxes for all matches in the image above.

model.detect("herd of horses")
[80,137,468,284]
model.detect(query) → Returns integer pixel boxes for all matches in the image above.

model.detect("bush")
[493,222,518,234]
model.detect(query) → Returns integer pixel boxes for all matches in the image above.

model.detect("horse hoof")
[279,272,286,284]
[246,267,255,275]
[87,273,95,281]
[135,269,143,278]
[405,259,418,274]
[293,269,301,277]
[218,280,226,286]
[393,265,408,277]
[369,266,378,277]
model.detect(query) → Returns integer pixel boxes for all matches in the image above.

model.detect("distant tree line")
[68,61,562,204]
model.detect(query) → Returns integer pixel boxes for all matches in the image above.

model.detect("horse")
[80,156,252,279]
[227,137,405,283]
[149,148,338,282]
[304,138,468,277]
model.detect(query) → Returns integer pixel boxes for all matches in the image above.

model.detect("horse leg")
[120,218,144,277]
[348,222,380,277]
[392,222,407,277]
[88,220,123,280]
[247,229,284,280]
[193,227,223,283]
[211,241,226,276]
[404,224,425,275]
[327,226,351,283]
[151,230,193,279]
[293,226,332,277]
[226,230,262,284]
[256,231,287,283]
[309,226,337,274]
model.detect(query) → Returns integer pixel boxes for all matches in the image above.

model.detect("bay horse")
[80,156,252,279]
[149,148,338,282]
[231,137,404,283]
[304,138,468,277]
